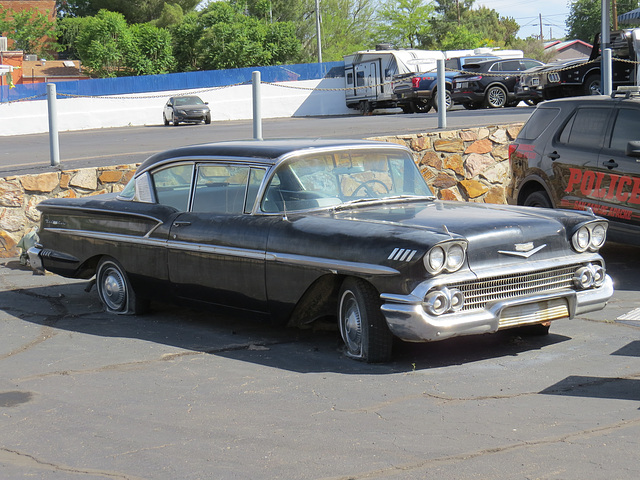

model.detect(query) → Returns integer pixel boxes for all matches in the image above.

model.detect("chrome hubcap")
[340,291,362,356]
[100,266,126,311]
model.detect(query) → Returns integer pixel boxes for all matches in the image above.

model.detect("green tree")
[374,0,435,49]
[75,9,133,77]
[438,25,483,51]
[195,1,301,70]
[56,1,200,23]
[169,11,202,71]
[56,15,91,59]
[0,7,58,56]
[567,0,640,43]
[128,23,175,74]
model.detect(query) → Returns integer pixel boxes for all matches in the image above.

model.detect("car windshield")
[173,96,204,106]
[261,149,434,213]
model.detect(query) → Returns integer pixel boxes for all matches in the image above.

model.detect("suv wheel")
[523,191,552,209]
[485,86,507,108]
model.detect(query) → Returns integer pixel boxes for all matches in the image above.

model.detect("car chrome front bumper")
[380,275,614,342]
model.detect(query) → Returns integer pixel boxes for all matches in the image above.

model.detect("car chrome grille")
[451,266,577,311]
[548,72,560,83]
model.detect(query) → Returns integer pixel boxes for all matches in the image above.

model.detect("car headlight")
[424,241,467,275]
[571,221,608,252]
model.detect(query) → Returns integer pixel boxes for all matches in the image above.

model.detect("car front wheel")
[485,86,507,108]
[96,257,148,315]
[338,278,393,363]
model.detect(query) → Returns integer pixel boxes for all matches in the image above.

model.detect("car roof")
[461,58,536,71]
[538,91,640,108]
[136,138,407,174]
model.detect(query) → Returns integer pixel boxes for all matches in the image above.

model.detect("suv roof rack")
[612,86,640,99]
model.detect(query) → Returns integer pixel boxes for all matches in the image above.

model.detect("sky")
[475,0,571,40]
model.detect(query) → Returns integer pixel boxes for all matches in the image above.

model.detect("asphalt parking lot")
[1,242,639,480]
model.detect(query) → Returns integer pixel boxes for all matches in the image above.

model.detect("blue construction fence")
[0,61,345,103]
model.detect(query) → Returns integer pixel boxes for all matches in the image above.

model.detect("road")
[0,242,638,479]
[0,107,534,177]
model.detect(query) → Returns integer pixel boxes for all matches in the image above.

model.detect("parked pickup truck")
[392,55,502,113]
[524,29,640,100]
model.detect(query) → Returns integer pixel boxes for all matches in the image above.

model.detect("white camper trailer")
[344,47,444,113]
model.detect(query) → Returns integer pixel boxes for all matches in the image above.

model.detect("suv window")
[518,107,561,140]
[609,107,640,151]
[557,107,611,149]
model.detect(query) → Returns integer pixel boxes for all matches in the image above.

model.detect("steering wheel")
[352,179,391,197]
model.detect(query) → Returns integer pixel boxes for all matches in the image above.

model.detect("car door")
[596,105,640,232]
[160,162,272,312]
[546,105,613,212]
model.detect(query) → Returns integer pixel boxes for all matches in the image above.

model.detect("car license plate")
[498,298,569,329]
[531,78,539,86]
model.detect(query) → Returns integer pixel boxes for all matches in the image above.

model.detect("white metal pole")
[252,71,263,140]
[437,58,446,129]
[602,0,612,95]
[46,83,60,166]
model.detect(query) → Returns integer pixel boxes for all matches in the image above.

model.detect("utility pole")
[539,13,543,41]
[613,0,618,30]
[315,0,322,64]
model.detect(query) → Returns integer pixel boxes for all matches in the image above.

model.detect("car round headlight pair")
[572,222,607,252]
[424,241,467,274]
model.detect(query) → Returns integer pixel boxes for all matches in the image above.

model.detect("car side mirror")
[167,103,172,107]
[626,141,640,157]
[205,102,209,105]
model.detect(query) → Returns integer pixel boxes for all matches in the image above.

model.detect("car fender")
[514,172,557,207]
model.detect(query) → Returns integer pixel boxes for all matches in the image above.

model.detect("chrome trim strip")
[44,228,398,275]
[40,205,164,225]
[270,252,400,276]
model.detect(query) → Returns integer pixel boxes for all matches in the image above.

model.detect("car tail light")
[508,144,518,164]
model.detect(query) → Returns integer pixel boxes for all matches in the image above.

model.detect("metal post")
[437,58,446,129]
[46,83,60,167]
[602,0,612,95]
[252,71,263,141]
[315,0,322,64]
[603,48,613,95]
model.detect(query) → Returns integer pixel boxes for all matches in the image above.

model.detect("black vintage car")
[29,139,613,362]
[509,88,640,245]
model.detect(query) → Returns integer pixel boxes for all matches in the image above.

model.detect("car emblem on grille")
[498,243,546,258]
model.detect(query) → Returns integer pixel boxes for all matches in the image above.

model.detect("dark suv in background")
[451,58,543,108]
[509,87,640,245]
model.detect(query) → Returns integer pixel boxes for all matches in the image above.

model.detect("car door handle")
[547,152,560,160]
[603,159,618,169]
[172,221,191,227]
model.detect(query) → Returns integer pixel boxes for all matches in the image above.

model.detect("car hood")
[318,200,594,269]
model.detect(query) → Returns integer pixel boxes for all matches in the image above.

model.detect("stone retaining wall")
[0,123,522,257]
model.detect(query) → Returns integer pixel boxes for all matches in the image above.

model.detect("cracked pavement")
[0,242,639,480]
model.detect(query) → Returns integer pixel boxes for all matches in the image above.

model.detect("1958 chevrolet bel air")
[29,139,614,362]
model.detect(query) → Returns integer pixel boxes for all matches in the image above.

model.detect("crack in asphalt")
[0,447,149,479]
[319,416,640,480]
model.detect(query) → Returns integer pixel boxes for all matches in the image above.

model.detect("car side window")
[608,108,640,152]
[557,107,610,149]
[191,165,251,214]
[152,164,194,211]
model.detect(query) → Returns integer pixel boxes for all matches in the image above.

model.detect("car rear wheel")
[523,190,552,209]
[96,257,148,315]
[338,278,393,363]
[485,86,507,108]
[411,99,432,113]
